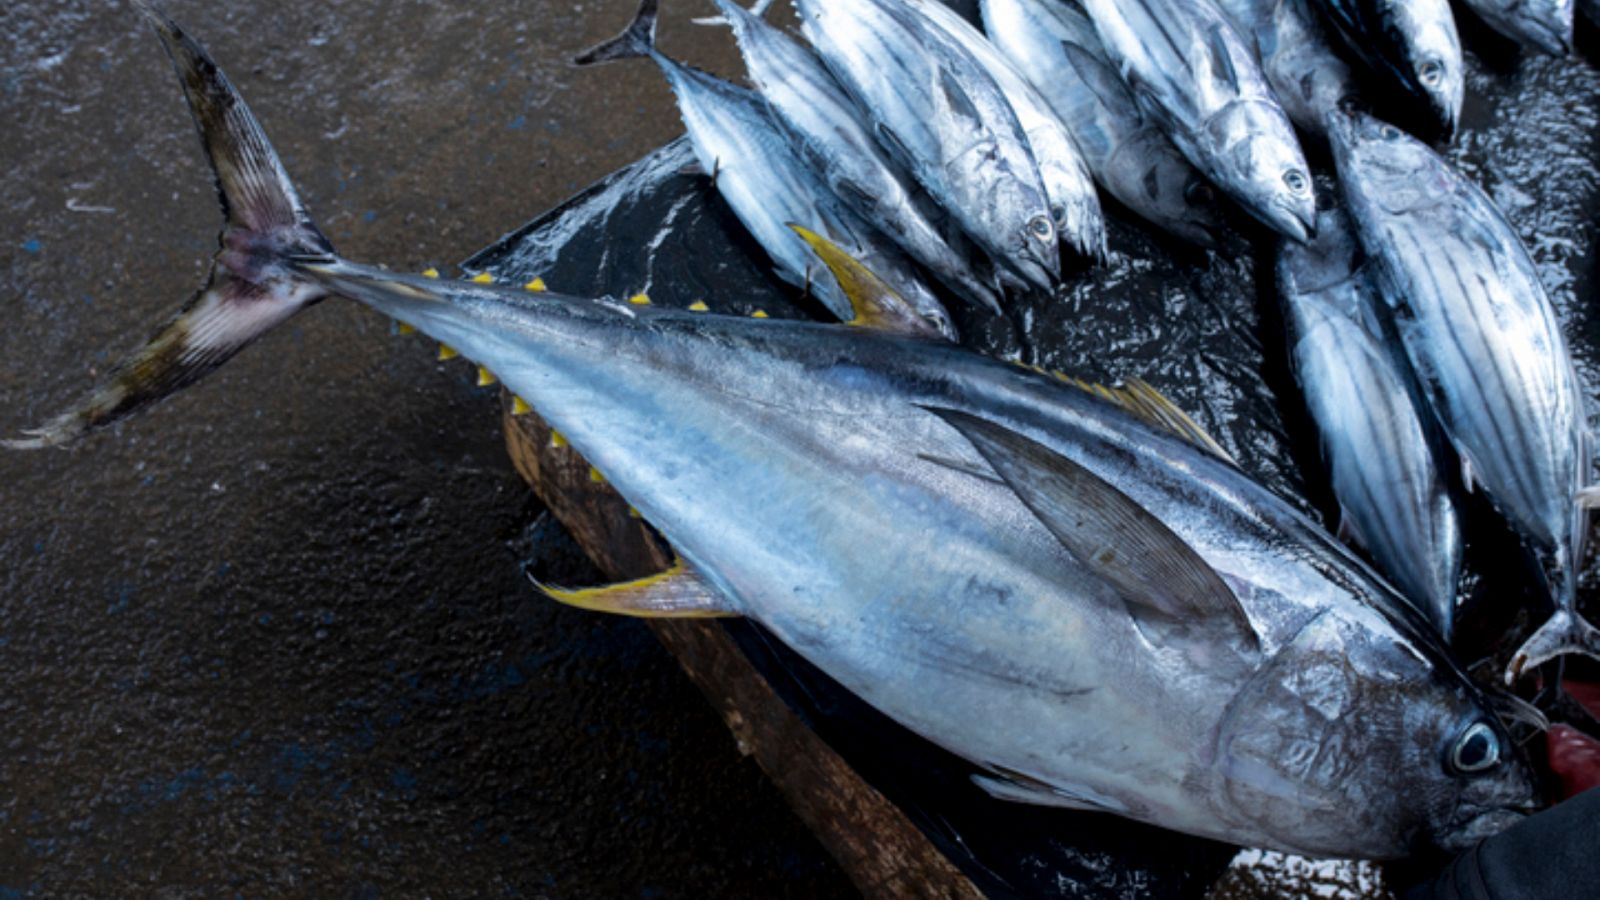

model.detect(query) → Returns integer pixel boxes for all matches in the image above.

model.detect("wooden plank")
[500,393,983,900]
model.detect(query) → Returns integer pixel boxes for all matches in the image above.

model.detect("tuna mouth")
[1258,197,1315,244]
[1434,806,1531,853]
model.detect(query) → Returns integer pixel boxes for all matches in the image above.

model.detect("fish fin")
[1578,486,1600,510]
[1335,508,1363,548]
[935,65,983,125]
[1460,453,1476,493]
[6,5,333,450]
[1506,610,1600,683]
[573,0,659,66]
[530,558,737,618]
[918,453,1005,485]
[927,408,1258,654]
[789,224,944,339]
[692,0,773,27]
[874,122,916,172]
[1202,23,1242,94]
[971,770,1123,813]
[1063,377,1235,464]
[1061,42,1139,122]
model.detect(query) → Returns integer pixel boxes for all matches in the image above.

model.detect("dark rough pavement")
[0,1,851,895]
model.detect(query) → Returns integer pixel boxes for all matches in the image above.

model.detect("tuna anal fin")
[531,559,736,618]
[790,224,945,339]
[928,407,1258,655]
[1066,377,1235,464]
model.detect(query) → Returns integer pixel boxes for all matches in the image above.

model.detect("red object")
[1564,679,1600,722]
[1547,724,1600,800]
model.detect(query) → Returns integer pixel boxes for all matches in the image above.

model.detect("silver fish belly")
[1212,0,1359,137]
[900,0,1106,262]
[797,0,1061,291]
[1080,0,1316,241]
[1279,206,1463,637]
[1329,111,1599,679]
[979,0,1224,246]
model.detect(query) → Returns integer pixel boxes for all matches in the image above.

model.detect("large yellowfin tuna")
[9,4,1542,860]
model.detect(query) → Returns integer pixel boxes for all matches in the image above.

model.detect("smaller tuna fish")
[980,0,1224,246]
[707,0,1002,312]
[1080,0,1317,242]
[1328,110,1599,681]
[1212,0,1360,137]
[900,0,1107,262]
[1459,0,1574,55]
[1279,206,1463,637]
[576,0,953,336]
[797,0,1061,291]
[1311,0,1464,135]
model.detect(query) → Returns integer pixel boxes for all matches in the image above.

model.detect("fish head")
[1325,111,1453,219]
[1105,133,1225,248]
[1205,101,1315,243]
[1212,607,1539,858]
[1395,0,1464,135]
[986,186,1061,292]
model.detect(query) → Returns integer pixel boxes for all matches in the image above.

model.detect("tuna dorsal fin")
[926,407,1259,655]
[1065,377,1235,464]
[1061,42,1139,122]
[530,558,736,618]
[790,225,945,339]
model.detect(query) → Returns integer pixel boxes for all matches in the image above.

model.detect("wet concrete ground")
[0,1,851,895]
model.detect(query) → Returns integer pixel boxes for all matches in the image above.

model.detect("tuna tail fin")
[1506,609,1600,684]
[4,3,331,450]
[573,0,661,65]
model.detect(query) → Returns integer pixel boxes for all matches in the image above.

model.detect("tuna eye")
[1380,124,1402,141]
[1449,722,1501,774]
[1283,169,1308,194]
[1184,180,1215,206]
[1029,216,1054,241]
[1418,60,1443,87]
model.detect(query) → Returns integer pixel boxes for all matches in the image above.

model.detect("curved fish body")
[900,0,1106,262]
[1311,0,1463,135]
[980,0,1223,246]
[15,6,1543,860]
[1279,207,1463,637]
[576,1,952,335]
[1212,0,1359,137]
[1459,0,1573,55]
[710,0,1002,313]
[1080,0,1316,241]
[1329,111,1598,679]
[796,0,1061,291]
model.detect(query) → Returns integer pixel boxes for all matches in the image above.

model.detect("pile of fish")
[10,0,1600,874]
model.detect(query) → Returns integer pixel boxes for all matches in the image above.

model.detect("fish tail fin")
[5,4,333,450]
[692,0,774,28]
[1506,608,1600,684]
[573,0,662,65]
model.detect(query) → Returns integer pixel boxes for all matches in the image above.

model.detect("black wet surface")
[5,0,1600,897]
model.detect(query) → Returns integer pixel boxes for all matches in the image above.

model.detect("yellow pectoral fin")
[532,560,737,618]
[788,224,940,339]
